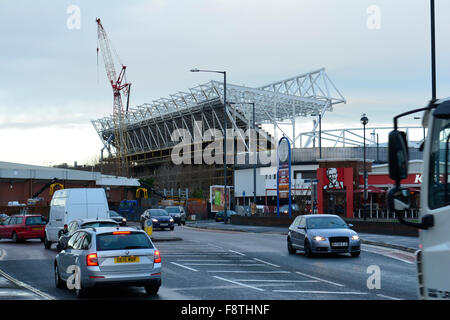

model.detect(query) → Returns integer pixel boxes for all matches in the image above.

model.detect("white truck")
[387,98,450,299]
[44,188,110,249]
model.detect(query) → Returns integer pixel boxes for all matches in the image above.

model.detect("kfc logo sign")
[324,168,345,190]
[414,174,422,184]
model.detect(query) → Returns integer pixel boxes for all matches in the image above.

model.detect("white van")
[44,188,110,249]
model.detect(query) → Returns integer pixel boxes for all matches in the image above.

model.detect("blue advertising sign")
[277,137,292,218]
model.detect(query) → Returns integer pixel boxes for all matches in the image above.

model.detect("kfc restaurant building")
[317,159,423,218]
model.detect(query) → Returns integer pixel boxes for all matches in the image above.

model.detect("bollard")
[144,218,153,238]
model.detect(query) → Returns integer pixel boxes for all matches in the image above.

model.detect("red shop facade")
[317,160,421,218]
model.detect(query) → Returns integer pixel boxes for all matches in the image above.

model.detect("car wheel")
[351,251,361,258]
[55,264,64,288]
[12,232,18,243]
[44,236,52,250]
[178,222,181,226]
[215,218,219,222]
[287,238,296,254]
[304,240,313,257]
[144,284,160,296]
[40,237,45,243]
[182,220,186,225]
[170,227,174,231]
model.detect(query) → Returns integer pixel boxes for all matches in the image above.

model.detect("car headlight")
[152,218,158,222]
[169,218,174,222]
[122,218,126,222]
[351,235,360,240]
[313,236,326,241]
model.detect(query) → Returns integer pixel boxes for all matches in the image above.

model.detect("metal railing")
[354,208,420,220]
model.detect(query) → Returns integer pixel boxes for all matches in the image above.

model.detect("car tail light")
[154,250,161,263]
[113,231,131,235]
[86,253,98,266]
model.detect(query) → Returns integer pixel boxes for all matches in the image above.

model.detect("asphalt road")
[0,225,418,300]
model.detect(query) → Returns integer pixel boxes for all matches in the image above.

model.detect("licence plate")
[160,223,168,226]
[32,227,43,231]
[331,242,348,247]
[114,256,139,264]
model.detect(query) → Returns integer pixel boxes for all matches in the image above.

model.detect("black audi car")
[141,209,174,231]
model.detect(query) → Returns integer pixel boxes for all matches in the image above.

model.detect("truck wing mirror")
[388,130,409,182]
[388,187,434,230]
[388,187,411,211]
[433,100,450,119]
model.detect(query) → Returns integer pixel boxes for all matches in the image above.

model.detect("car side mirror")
[388,187,411,211]
[297,226,305,230]
[388,130,409,182]
[348,224,354,228]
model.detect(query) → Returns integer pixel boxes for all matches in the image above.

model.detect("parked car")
[279,204,301,215]
[140,209,174,230]
[54,227,161,298]
[57,218,119,251]
[287,214,361,257]
[215,210,237,222]
[0,215,47,242]
[44,188,110,250]
[109,210,127,226]
[164,206,186,226]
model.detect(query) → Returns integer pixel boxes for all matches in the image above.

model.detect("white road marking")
[213,276,265,292]
[252,258,280,268]
[208,270,291,274]
[361,245,415,264]
[228,250,246,256]
[177,259,255,262]
[376,294,403,300]
[183,263,267,266]
[0,268,55,300]
[273,290,368,295]
[0,249,5,260]
[238,279,319,283]
[295,271,345,287]
[170,262,198,272]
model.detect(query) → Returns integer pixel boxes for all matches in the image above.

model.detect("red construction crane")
[96,17,131,176]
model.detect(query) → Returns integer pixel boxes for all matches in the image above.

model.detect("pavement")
[185,219,419,253]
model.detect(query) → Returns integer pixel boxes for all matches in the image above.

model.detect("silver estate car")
[57,218,119,251]
[55,227,162,298]
[287,214,361,257]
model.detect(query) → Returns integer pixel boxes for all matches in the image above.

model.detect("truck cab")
[388,98,450,299]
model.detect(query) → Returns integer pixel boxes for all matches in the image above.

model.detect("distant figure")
[324,168,344,190]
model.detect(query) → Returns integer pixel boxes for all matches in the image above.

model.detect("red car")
[0,215,47,242]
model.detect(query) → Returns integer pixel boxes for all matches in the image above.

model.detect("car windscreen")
[25,216,46,226]
[109,211,119,217]
[82,222,118,228]
[306,217,348,229]
[165,208,180,213]
[150,210,168,216]
[96,232,154,251]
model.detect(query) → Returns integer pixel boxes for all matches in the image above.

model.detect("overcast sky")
[1,0,450,166]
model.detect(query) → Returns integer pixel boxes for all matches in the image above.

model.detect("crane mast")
[96,18,130,177]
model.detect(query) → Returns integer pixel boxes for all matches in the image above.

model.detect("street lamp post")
[229,102,256,207]
[311,113,322,159]
[360,114,369,220]
[371,132,379,163]
[191,68,228,223]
